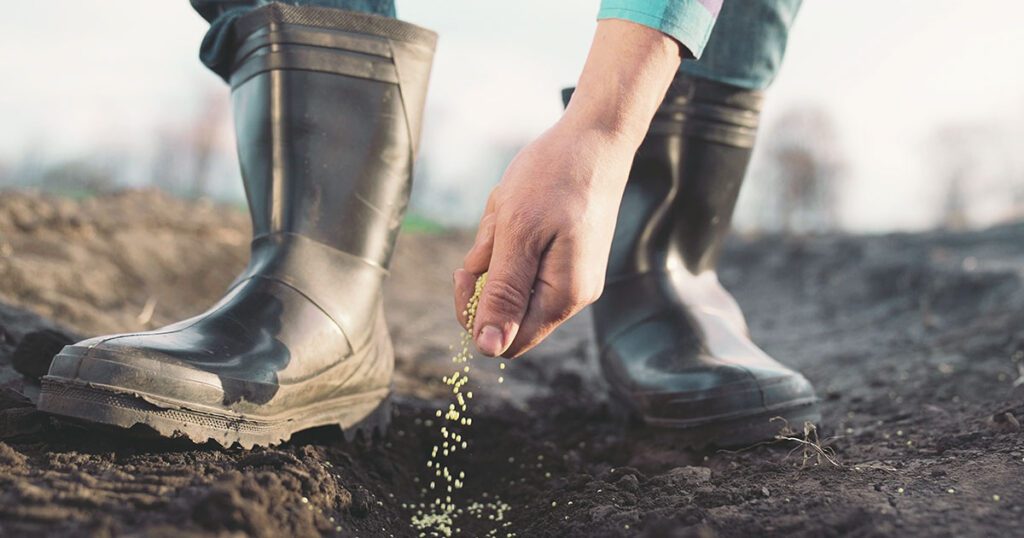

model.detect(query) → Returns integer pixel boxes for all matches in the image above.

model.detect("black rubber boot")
[565,76,820,448]
[37,4,436,448]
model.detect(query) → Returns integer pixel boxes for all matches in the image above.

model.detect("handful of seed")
[409,273,516,537]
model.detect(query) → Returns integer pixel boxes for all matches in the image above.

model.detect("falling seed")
[411,272,520,536]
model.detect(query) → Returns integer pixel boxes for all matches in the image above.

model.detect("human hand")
[452,19,681,358]
[453,118,636,358]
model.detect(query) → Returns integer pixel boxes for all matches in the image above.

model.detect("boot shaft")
[567,76,764,280]
[651,76,761,276]
[228,4,436,270]
[224,4,436,341]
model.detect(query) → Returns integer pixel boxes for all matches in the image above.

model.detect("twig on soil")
[1012,363,1024,388]
[137,296,158,325]
[771,417,842,468]
[715,418,842,469]
[851,462,898,472]
[715,440,778,455]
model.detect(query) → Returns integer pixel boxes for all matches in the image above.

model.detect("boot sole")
[610,390,821,449]
[37,378,391,449]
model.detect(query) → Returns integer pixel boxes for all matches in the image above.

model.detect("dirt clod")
[11,329,77,381]
[663,466,712,485]
[0,441,27,466]
[988,411,1021,432]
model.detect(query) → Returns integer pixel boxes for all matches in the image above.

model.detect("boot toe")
[614,359,766,426]
[45,334,248,411]
[750,368,819,416]
[600,315,819,428]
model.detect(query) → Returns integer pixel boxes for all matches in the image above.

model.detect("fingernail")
[476,325,504,357]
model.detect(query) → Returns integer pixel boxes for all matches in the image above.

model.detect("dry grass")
[715,417,842,468]
[771,417,841,467]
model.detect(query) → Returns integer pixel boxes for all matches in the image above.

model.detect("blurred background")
[2,0,1023,233]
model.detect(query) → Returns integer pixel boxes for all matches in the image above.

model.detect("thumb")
[473,225,543,357]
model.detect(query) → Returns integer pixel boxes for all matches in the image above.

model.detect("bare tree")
[150,86,229,199]
[928,120,1024,229]
[756,106,844,234]
[187,89,229,198]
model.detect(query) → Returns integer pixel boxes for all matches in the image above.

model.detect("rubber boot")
[37,4,436,448]
[564,76,820,447]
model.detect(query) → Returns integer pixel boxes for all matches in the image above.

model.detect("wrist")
[560,94,651,149]
[560,19,682,150]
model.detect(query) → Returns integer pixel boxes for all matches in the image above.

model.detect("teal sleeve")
[597,0,720,59]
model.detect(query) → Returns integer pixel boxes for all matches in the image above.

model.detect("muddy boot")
[566,76,820,447]
[37,4,436,448]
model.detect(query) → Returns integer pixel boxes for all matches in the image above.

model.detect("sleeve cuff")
[597,0,718,59]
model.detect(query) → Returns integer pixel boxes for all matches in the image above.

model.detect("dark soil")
[0,190,1022,537]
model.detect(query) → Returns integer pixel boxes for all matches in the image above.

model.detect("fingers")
[472,213,546,357]
[455,203,497,328]
[501,278,567,358]
[503,247,601,358]
[463,212,495,274]
[452,268,477,329]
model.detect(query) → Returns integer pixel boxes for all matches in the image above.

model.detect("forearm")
[562,19,683,150]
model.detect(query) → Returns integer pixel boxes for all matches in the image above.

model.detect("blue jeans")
[679,0,802,90]
[192,0,799,89]
[191,0,396,80]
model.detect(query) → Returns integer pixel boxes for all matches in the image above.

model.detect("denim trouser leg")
[191,0,397,81]
[679,0,803,90]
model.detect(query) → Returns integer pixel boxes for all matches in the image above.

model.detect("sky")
[2,1,1023,231]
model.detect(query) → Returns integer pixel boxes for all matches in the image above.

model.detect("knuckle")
[483,278,530,318]
[562,272,603,310]
[550,289,585,323]
[564,286,587,309]
[503,206,545,237]
[480,213,496,232]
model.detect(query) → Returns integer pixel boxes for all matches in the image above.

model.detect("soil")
[0,189,1022,537]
